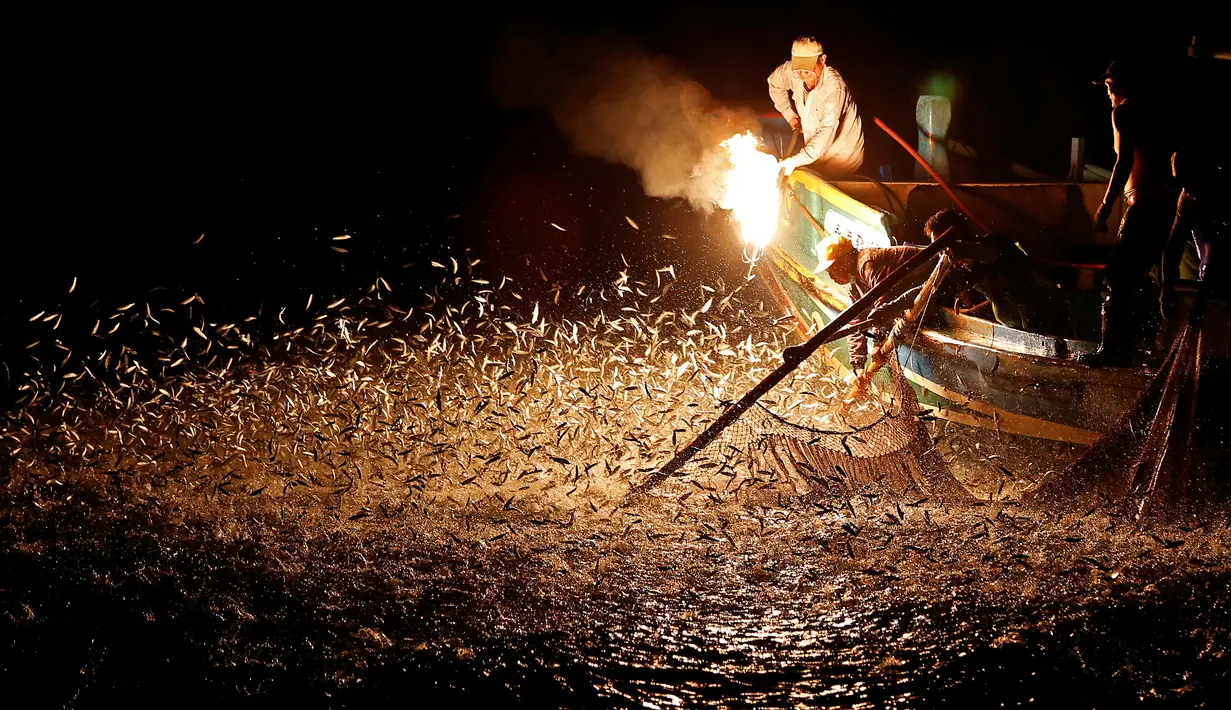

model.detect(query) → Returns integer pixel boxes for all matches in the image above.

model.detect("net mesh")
[658,251,973,505]
[1024,314,1224,522]
[672,360,975,504]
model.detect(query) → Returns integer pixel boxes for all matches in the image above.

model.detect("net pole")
[845,253,951,398]
[631,228,961,493]
[755,259,812,341]
[785,186,830,239]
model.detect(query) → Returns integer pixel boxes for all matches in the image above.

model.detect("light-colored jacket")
[768,61,865,176]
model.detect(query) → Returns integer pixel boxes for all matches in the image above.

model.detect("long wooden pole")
[786,128,800,158]
[630,228,961,493]
[785,186,828,238]
[845,253,951,398]
[874,117,991,234]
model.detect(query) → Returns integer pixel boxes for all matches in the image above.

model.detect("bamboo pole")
[844,253,951,399]
[755,259,811,341]
[786,128,800,158]
[784,186,829,239]
[630,228,963,493]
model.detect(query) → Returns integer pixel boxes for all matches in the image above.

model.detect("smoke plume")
[488,32,762,210]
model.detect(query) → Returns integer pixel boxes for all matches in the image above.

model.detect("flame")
[716,132,782,255]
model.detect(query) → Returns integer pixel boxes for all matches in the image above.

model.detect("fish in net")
[671,359,975,505]
[1024,297,1228,523]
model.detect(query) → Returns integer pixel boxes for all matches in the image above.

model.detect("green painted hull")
[767,171,1176,443]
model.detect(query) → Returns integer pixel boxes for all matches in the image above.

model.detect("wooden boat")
[762,169,1229,445]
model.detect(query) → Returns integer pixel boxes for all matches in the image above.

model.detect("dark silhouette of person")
[1161,147,1228,317]
[922,210,1074,341]
[1079,60,1179,367]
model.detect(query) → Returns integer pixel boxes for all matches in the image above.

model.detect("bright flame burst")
[717,132,782,260]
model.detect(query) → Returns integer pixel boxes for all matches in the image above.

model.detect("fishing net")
[655,248,974,505]
[671,359,975,505]
[1023,297,1226,522]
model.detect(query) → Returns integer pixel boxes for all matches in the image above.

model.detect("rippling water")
[4,474,1228,708]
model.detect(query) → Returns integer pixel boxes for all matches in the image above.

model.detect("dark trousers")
[1102,190,1179,350]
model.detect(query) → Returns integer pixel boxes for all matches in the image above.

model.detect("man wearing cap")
[815,235,930,384]
[818,211,1069,381]
[1080,59,1179,367]
[768,37,865,178]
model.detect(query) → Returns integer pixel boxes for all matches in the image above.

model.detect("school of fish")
[2,232,1229,706]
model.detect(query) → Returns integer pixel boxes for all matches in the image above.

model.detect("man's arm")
[848,248,921,369]
[767,62,799,129]
[847,281,868,372]
[869,285,925,321]
[1159,192,1192,318]
[1096,105,1135,231]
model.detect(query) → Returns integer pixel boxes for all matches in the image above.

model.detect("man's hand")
[789,116,801,132]
[843,371,869,398]
[778,158,797,177]
[1094,203,1113,234]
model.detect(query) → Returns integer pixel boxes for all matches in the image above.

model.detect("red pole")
[874,116,991,234]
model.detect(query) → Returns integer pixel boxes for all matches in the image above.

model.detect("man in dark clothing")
[922,210,1074,339]
[818,235,925,377]
[1080,60,1179,367]
[818,209,1069,378]
[1161,147,1228,316]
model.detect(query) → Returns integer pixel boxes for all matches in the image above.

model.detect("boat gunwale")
[768,243,1152,383]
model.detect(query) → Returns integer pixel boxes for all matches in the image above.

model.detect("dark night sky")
[3,3,1225,365]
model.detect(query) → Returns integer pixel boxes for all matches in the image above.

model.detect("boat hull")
[766,171,1226,444]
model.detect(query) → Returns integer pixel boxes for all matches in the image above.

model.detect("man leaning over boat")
[922,210,1074,341]
[768,36,865,178]
[815,210,1072,389]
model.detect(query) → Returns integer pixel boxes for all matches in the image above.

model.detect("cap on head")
[791,36,823,71]
[1093,59,1140,92]
[814,233,855,273]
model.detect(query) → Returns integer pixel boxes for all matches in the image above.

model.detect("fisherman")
[1161,147,1228,318]
[809,233,906,394]
[817,210,1070,383]
[769,36,865,178]
[814,233,936,387]
[922,210,1074,339]
[1080,59,1179,367]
